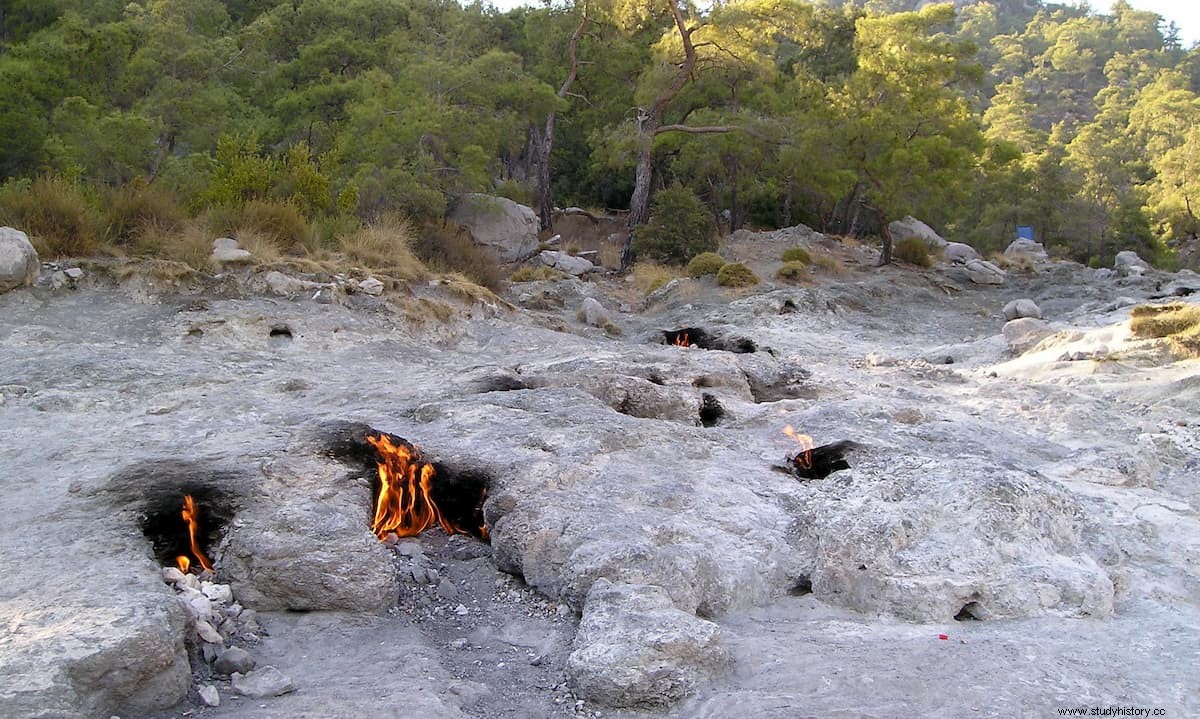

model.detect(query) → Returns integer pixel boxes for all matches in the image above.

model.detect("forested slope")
[2,0,1199,268]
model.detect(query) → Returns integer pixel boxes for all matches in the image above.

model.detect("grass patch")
[686,251,725,277]
[510,266,566,282]
[716,262,759,288]
[990,251,1034,273]
[631,261,679,295]
[894,237,932,267]
[776,261,809,282]
[781,246,811,264]
[1130,303,1200,359]
[102,184,185,246]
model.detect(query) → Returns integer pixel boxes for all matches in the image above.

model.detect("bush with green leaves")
[686,251,725,277]
[716,262,759,287]
[894,237,932,267]
[631,184,717,264]
[781,246,811,264]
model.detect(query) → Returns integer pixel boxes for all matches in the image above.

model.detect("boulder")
[965,258,1006,285]
[888,216,947,249]
[1003,298,1042,321]
[1005,238,1048,262]
[449,194,539,262]
[211,237,253,265]
[231,666,297,698]
[1003,317,1054,353]
[580,297,611,329]
[0,227,39,292]
[943,242,980,264]
[1094,268,1116,280]
[566,579,728,708]
[540,250,596,276]
[1115,250,1151,276]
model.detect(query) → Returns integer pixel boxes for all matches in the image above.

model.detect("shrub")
[631,184,717,264]
[132,219,212,269]
[238,200,312,251]
[411,221,505,292]
[716,262,759,288]
[781,246,811,264]
[0,176,102,257]
[337,215,428,281]
[776,261,808,282]
[893,237,932,267]
[686,251,725,277]
[631,261,679,296]
[102,184,186,246]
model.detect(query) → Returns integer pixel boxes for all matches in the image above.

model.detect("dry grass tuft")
[412,221,505,292]
[337,215,428,281]
[0,176,102,257]
[510,266,567,282]
[893,237,932,267]
[631,261,680,295]
[812,254,847,275]
[990,251,1034,273]
[232,227,285,265]
[1130,303,1200,359]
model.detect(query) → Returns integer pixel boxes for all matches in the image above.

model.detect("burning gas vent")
[663,327,757,353]
[325,423,491,543]
[140,485,235,573]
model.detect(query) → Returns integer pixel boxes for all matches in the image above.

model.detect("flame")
[367,433,485,540]
[673,333,690,347]
[177,494,213,573]
[784,425,814,469]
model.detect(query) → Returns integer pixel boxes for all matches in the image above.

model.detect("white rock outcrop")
[0,226,39,292]
[450,194,539,261]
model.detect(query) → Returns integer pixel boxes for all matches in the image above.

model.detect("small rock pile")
[161,566,295,707]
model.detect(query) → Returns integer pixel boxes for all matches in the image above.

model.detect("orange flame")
[177,494,213,574]
[673,333,690,347]
[367,434,485,540]
[783,425,814,469]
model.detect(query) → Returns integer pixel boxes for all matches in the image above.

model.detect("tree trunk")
[148,126,174,183]
[627,108,659,229]
[536,4,589,232]
[537,113,555,231]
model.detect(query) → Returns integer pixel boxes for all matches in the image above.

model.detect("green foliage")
[776,260,808,282]
[0,176,102,256]
[686,251,726,277]
[780,246,811,264]
[632,185,717,264]
[893,237,932,267]
[715,262,759,287]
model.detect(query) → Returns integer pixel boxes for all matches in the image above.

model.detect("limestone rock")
[567,580,728,708]
[1115,250,1151,276]
[449,194,539,261]
[0,226,39,292]
[219,456,400,613]
[198,684,221,707]
[358,276,385,296]
[1094,268,1116,280]
[214,646,256,676]
[580,297,611,328]
[1005,238,1048,262]
[211,238,253,265]
[231,666,297,698]
[965,258,1006,285]
[1003,298,1042,321]
[540,250,597,276]
[888,216,947,249]
[1003,317,1054,353]
[943,242,979,264]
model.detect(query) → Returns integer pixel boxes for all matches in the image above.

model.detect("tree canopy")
[2,0,1199,268]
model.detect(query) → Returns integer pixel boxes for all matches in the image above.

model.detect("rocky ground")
[1,232,1198,719]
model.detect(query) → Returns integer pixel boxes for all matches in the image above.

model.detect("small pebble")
[201,582,234,603]
[195,620,224,644]
[214,646,257,675]
[454,604,470,616]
